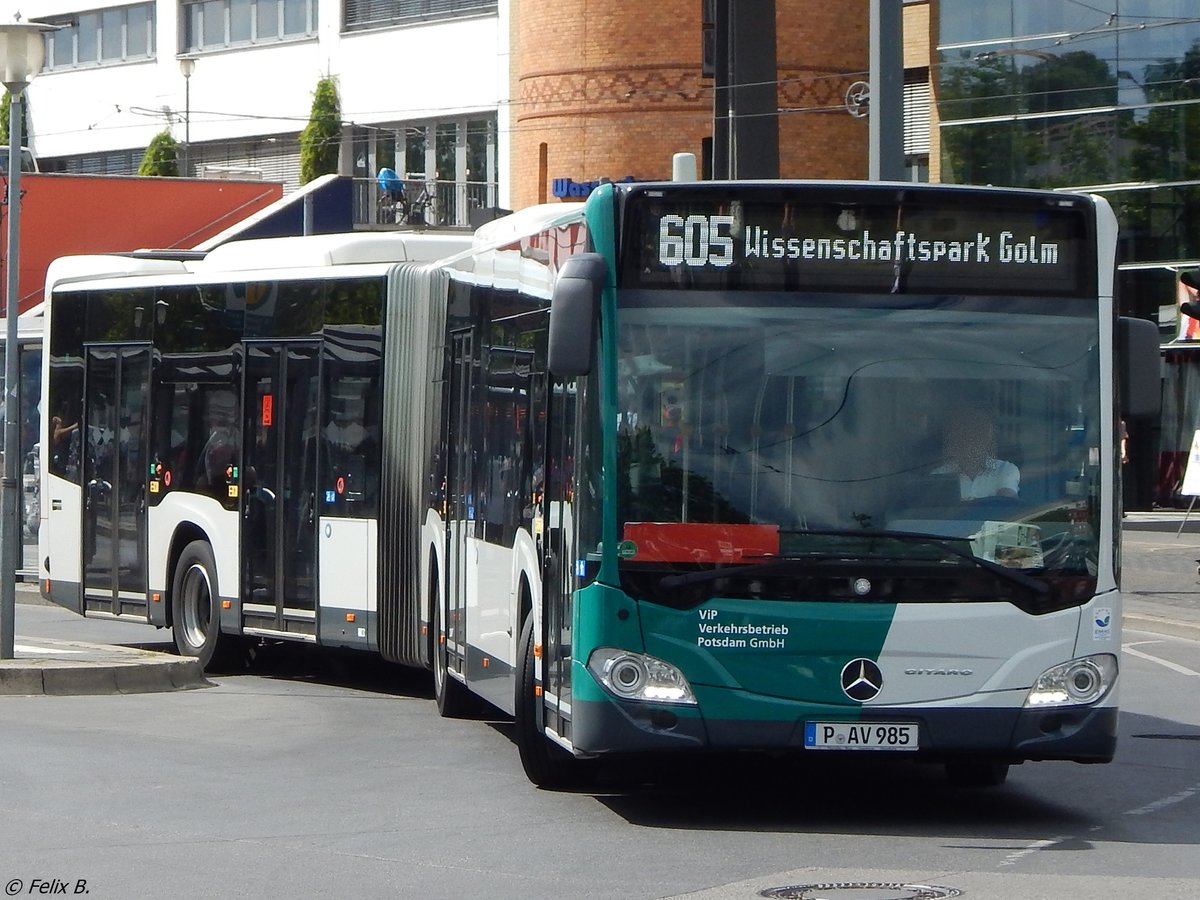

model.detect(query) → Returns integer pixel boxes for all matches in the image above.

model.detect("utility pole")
[869,0,905,181]
[711,0,778,179]
[0,18,46,660]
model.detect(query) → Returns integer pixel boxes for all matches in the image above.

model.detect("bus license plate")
[804,722,919,751]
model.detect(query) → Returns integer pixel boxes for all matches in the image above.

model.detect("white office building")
[16,1,511,217]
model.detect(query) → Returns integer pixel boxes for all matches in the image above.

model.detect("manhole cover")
[761,884,963,900]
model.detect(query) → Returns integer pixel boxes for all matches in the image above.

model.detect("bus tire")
[945,759,1010,788]
[432,579,476,718]
[171,539,236,671]
[515,613,587,789]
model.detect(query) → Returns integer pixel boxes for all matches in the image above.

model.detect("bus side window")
[322,375,379,517]
[169,384,238,508]
[150,383,193,502]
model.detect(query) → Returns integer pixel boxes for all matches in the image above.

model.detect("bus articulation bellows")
[39,182,1160,787]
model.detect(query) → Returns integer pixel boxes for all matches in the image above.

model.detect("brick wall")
[903,0,930,69]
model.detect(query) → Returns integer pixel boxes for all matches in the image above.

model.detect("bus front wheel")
[171,540,233,671]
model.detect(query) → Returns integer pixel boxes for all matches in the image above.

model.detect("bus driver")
[935,408,1020,501]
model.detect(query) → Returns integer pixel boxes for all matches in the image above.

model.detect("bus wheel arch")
[164,523,209,630]
[516,574,533,662]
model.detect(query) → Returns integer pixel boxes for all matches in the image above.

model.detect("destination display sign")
[619,186,1094,296]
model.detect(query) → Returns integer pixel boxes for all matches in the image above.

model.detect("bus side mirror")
[1118,315,1161,419]
[548,253,607,379]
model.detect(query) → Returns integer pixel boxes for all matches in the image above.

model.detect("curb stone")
[0,639,210,696]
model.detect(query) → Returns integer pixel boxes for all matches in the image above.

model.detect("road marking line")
[1124,784,1200,817]
[1123,645,1200,678]
[998,837,1064,867]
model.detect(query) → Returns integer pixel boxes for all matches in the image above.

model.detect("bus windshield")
[613,291,1101,606]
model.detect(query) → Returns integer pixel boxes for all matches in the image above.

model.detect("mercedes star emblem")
[841,658,883,702]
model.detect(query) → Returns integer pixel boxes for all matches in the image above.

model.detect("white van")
[0,147,39,174]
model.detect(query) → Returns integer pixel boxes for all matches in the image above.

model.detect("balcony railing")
[351,176,499,230]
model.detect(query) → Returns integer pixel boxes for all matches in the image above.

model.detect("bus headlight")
[587,648,697,705]
[1025,654,1117,707]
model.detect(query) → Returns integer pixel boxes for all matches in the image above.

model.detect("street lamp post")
[0,16,46,660]
[178,56,195,176]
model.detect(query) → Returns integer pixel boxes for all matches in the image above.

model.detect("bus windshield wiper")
[656,527,1048,597]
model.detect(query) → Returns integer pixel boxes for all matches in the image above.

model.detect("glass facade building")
[935,1,1200,508]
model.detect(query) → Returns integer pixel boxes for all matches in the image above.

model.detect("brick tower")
[509,0,870,209]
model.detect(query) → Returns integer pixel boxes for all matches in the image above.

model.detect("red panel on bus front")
[623,523,780,563]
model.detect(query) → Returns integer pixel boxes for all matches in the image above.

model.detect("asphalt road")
[1,612,1197,900]
[1121,513,1200,636]
[1,521,1197,900]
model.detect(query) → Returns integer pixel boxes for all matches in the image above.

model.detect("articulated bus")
[40,181,1159,788]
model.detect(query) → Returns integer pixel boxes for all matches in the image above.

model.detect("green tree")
[138,130,180,176]
[300,76,341,184]
[1117,42,1200,260]
[939,49,1121,188]
[1019,52,1116,188]
[0,89,32,146]
[1123,43,1200,185]
[939,52,1044,186]
[1056,120,1111,186]
[1022,51,1115,115]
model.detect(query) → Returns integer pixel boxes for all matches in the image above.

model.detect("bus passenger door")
[442,330,476,682]
[241,342,320,639]
[540,377,577,742]
[82,345,151,617]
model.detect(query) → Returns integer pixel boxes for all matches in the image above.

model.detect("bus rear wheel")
[172,540,236,671]
[515,614,588,789]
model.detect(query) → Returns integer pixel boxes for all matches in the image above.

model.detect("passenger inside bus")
[50,411,80,477]
[933,408,1020,501]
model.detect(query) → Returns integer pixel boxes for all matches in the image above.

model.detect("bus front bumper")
[568,693,1117,764]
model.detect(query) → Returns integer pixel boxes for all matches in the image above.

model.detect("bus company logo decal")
[840,658,883,702]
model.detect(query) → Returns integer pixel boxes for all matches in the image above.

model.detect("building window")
[903,67,930,182]
[183,0,317,52]
[343,1,496,33]
[50,148,143,175]
[936,0,1200,191]
[43,4,157,70]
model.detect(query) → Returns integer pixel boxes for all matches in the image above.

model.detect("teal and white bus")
[40,181,1159,788]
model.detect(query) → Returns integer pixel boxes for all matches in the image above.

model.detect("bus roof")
[43,231,476,296]
[201,231,472,270]
[44,254,191,296]
[471,202,584,249]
